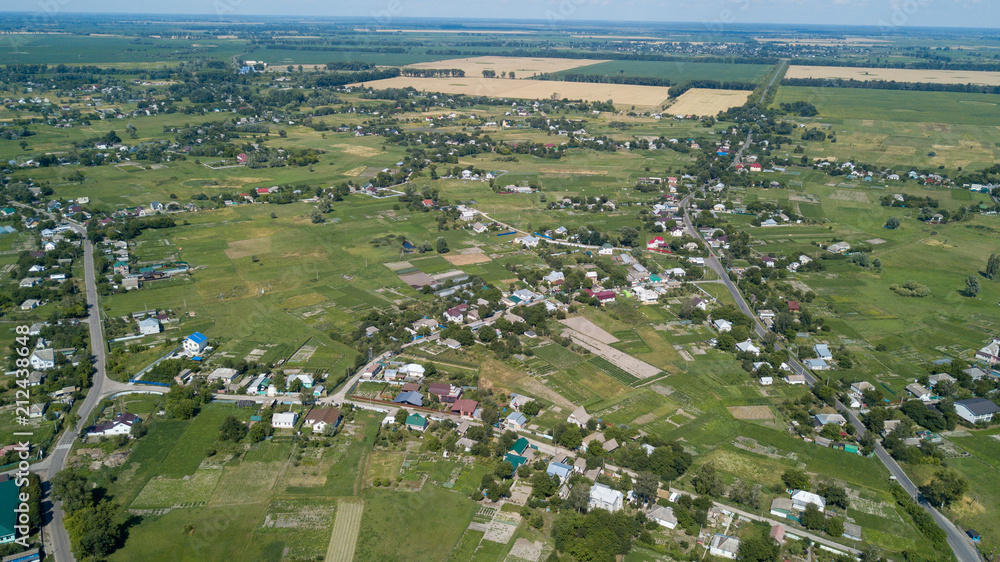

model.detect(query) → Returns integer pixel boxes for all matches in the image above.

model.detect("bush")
[890,281,930,297]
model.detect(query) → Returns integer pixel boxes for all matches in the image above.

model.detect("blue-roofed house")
[506,411,528,430]
[804,358,829,371]
[814,344,832,360]
[183,332,208,355]
[546,461,573,482]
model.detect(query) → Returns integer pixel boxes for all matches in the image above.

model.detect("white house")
[649,506,677,529]
[303,408,342,433]
[713,319,732,332]
[588,483,624,512]
[813,344,833,360]
[272,412,298,429]
[735,339,760,356]
[709,534,740,560]
[790,490,826,512]
[954,398,1000,424]
[87,413,140,437]
[567,406,591,428]
[183,332,208,355]
[206,367,238,384]
[906,383,932,402]
[30,348,55,370]
[138,317,161,335]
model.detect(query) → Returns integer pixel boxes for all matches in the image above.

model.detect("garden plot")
[728,406,775,420]
[559,317,618,344]
[508,538,545,562]
[563,327,661,379]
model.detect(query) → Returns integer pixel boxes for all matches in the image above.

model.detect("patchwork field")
[349,77,674,109]
[786,65,1000,86]
[403,56,606,77]
[666,88,753,116]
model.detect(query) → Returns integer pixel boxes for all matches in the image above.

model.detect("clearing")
[559,317,619,344]
[728,405,775,420]
[667,88,752,116]
[443,251,492,265]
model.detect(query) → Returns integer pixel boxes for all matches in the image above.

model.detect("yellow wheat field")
[786,65,1000,86]
[351,76,674,109]
[667,88,752,116]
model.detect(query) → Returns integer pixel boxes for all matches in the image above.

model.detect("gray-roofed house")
[954,398,1000,424]
[393,391,423,407]
[648,506,677,529]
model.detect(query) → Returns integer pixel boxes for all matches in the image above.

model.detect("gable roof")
[304,408,342,426]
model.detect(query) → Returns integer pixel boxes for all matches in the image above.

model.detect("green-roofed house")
[113,261,129,275]
[510,437,530,456]
[405,413,428,432]
[0,208,16,217]
[0,478,19,544]
[250,415,262,423]
[649,274,662,283]
[504,453,527,470]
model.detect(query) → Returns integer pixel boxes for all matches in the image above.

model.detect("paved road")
[680,193,983,562]
[730,60,787,168]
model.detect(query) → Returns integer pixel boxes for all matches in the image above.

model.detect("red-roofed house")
[647,237,665,250]
[237,153,248,164]
[422,199,434,207]
[256,187,270,195]
[788,300,800,312]
[749,162,763,172]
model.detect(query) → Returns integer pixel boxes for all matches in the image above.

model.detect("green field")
[556,60,772,83]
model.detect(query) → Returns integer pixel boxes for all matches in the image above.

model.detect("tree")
[633,471,659,505]
[884,216,900,229]
[495,460,515,480]
[818,482,850,510]
[64,500,123,559]
[310,210,325,224]
[782,468,811,491]
[824,516,845,538]
[219,415,248,442]
[987,253,1000,280]
[693,463,725,497]
[965,275,980,297]
[435,237,449,253]
[736,533,780,562]
[567,482,590,512]
[800,503,825,530]
[920,468,968,507]
[52,471,93,513]
[395,408,409,425]
[248,423,267,443]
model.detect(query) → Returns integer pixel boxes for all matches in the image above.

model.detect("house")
[691,297,708,311]
[963,366,989,380]
[19,277,40,288]
[791,490,826,512]
[828,241,851,254]
[509,393,535,411]
[28,403,46,419]
[271,412,298,429]
[542,271,565,285]
[20,299,40,310]
[472,222,488,234]
[769,498,794,518]
[30,348,55,370]
[405,413,428,431]
[770,524,786,544]
[506,411,528,430]
[27,371,45,387]
[598,243,614,255]
[954,398,1000,424]
[842,522,862,541]
[510,437,530,456]
[967,530,981,542]
[602,439,619,452]
[813,344,832,360]
[588,483,624,512]
[804,358,829,371]
[709,534,740,560]
[428,383,462,403]
[287,373,313,389]
[974,338,1000,364]
[87,412,140,437]
[927,373,956,387]
[452,399,478,418]
[735,339,760,356]
[138,317,161,335]
[785,374,807,385]
[648,506,677,529]
[591,290,616,304]
[444,304,468,323]
[547,461,573,482]
[399,363,426,379]
[183,332,208,355]
[815,413,847,427]
[760,376,773,385]
[851,381,875,395]
[303,408,342,433]
[393,391,423,407]
[713,319,732,332]
[567,406,591,428]
[206,367,238,384]
[787,300,800,312]
[906,383,932,401]
[517,235,539,248]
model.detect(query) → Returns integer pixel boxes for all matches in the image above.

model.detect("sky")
[1,0,998,28]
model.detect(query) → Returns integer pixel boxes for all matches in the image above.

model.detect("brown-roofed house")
[428,382,462,403]
[303,408,342,433]
[401,383,422,393]
[452,399,478,418]
[788,300,800,312]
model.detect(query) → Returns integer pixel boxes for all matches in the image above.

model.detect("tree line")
[782,77,1000,95]
[530,73,672,87]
